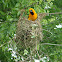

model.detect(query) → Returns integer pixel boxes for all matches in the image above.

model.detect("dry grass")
[15,15,43,52]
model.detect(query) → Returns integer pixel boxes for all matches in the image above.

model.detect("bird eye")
[30,10,32,12]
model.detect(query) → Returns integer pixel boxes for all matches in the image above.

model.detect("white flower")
[8,48,13,51]
[34,59,40,62]
[44,5,51,9]
[56,24,62,28]
[40,56,49,62]
[11,53,17,58]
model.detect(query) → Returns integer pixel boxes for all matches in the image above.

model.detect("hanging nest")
[15,15,43,51]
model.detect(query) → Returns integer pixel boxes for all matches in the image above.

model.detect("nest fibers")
[16,17,43,51]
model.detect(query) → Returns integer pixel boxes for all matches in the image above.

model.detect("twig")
[46,12,62,15]
[41,43,62,46]
[39,12,62,15]
[39,12,62,19]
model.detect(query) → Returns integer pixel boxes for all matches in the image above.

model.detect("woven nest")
[15,16,43,51]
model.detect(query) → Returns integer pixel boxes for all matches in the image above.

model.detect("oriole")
[28,8,37,21]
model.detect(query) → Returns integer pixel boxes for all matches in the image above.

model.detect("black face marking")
[30,10,34,15]
[30,12,34,15]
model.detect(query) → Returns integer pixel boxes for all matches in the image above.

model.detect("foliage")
[0,0,62,62]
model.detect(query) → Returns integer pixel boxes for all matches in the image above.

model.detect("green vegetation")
[0,0,62,62]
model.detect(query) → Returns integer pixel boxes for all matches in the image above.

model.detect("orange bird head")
[28,8,37,21]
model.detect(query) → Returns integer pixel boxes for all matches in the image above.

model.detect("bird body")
[28,8,37,21]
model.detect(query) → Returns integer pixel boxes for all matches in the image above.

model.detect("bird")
[28,8,37,21]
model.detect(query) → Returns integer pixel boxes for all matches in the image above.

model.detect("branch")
[38,12,62,20]
[46,12,62,15]
[0,12,62,23]
[39,12,62,17]
[41,43,62,46]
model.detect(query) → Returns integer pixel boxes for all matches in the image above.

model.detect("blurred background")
[0,0,62,62]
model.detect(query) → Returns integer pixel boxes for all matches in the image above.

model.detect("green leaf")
[24,49,28,55]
